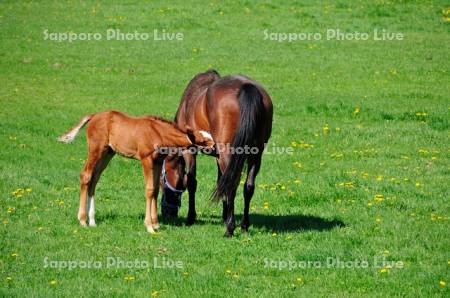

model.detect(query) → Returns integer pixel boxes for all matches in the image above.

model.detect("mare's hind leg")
[216,154,236,237]
[86,148,115,227]
[241,153,262,232]
[79,144,106,227]
[215,159,227,223]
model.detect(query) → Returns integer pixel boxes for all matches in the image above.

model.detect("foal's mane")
[145,115,180,129]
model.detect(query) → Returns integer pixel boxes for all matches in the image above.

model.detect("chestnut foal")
[58,110,214,233]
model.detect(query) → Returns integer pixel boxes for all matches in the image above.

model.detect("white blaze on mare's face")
[87,196,96,227]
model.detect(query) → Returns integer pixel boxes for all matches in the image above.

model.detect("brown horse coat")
[58,110,214,233]
[162,70,273,236]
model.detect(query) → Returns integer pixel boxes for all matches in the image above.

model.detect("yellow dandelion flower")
[5,277,12,282]
[293,161,302,168]
[151,291,160,297]
[376,217,382,223]
[353,107,360,115]
[11,252,18,257]
[49,280,57,285]
[374,194,384,202]
[225,269,232,274]
[439,280,446,288]
[183,272,189,276]
[379,268,388,273]
[272,232,277,237]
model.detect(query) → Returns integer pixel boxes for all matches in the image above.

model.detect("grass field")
[1,1,449,297]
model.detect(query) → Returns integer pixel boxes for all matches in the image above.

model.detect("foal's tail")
[57,114,93,143]
[212,83,264,202]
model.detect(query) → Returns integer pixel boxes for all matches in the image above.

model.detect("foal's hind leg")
[78,145,105,227]
[241,153,262,232]
[86,149,114,227]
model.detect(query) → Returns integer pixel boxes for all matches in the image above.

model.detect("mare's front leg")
[184,153,197,225]
[141,157,161,233]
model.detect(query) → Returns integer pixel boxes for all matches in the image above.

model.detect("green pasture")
[1,1,449,297]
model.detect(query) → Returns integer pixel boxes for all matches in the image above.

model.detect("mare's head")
[161,154,187,218]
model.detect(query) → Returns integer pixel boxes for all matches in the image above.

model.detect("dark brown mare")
[161,70,273,237]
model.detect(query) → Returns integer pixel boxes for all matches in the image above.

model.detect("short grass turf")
[1,0,449,297]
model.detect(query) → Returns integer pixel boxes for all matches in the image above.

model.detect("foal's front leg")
[141,157,161,233]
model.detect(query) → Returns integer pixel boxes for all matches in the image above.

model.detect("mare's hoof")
[224,230,234,238]
[186,216,196,226]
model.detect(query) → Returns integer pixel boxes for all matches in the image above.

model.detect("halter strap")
[162,160,185,193]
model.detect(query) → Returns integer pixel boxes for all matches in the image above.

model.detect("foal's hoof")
[79,221,88,228]
[152,224,160,231]
[146,225,157,234]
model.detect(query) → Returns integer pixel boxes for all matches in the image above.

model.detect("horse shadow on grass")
[244,214,345,232]
[161,213,345,233]
[98,212,344,233]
